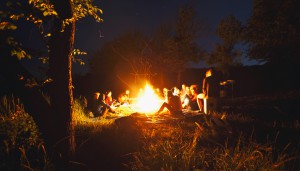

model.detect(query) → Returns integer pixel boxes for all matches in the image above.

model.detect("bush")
[0,96,50,170]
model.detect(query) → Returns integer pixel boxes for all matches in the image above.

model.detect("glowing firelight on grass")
[135,83,163,114]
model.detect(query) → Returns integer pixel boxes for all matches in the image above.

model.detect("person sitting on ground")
[156,90,182,115]
[118,89,130,105]
[105,90,118,113]
[181,85,191,109]
[180,84,187,103]
[181,93,190,109]
[188,85,200,111]
[89,92,109,118]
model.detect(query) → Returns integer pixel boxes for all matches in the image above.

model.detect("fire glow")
[134,83,163,114]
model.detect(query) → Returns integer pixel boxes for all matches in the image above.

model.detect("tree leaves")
[245,0,300,65]
[72,49,87,65]
[209,15,243,73]
[72,49,87,56]
[6,37,31,60]
[0,0,103,71]
[0,22,17,30]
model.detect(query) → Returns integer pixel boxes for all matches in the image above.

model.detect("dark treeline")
[73,63,300,99]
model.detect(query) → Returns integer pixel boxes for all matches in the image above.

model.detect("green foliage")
[4,36,32,60]
[72,49,87,65]
[0,96,40,148]
[28,0,57,16]
[135,124,201,170]
[73,0,103,22]
[73,97,115,132]
[0,21,17,30]
[0,96,50,170]
[0,0,103,64]
[74,96,88,125]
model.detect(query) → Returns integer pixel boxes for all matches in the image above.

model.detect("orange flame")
[134,83,163,114]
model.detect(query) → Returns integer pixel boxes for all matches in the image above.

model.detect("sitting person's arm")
[182,97,189,108]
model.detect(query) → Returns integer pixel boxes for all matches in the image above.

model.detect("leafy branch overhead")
[72,49,87,65]
[0,0,103,62]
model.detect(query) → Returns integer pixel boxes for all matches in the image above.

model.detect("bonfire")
[133,83,164,115]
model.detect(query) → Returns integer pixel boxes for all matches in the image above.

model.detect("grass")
[1,94,299,170]
[122,112,300,170]
[73,96,115,132]
[70,94,300,170]
[0,96,52,170]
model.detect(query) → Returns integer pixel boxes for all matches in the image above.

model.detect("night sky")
[13,0,257,75]
[76,0,252,51]
[73,0,256,73]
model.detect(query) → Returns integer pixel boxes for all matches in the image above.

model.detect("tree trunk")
[48,0,75,167]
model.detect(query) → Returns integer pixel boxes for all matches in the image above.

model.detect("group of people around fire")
[88,89,131,118]
[88,68,220,118]
[156,68,220,116]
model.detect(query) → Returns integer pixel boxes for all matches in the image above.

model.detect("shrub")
[0,96,50,170]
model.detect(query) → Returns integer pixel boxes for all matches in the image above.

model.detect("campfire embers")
[134,83,163,114]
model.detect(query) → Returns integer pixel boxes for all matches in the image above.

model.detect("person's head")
[185,86,190,92]
[94,92,100,99]
[106,91,112,97]
[173,87,180,95]
[190,85,198,95]
[206,68,212,77]
[163,88,168,95]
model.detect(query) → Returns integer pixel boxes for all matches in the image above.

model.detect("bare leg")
[197,98,203,111]
[156,102,171,114]
[101,108,109,118]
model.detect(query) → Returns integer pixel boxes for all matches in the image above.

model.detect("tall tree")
[172,4,202,84]
[48,0,76,165]
[0,0,103,167]
[151,3,206,85]
[245,0,300,65]
[151,23,174,86]
[208,15,243,76]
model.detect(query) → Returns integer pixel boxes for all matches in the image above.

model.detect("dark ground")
[71,89,300,170]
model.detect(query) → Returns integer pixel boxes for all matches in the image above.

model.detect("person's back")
[169,94,182,112]
[205,75,220,98]
[156,91,182,115]
[197,68,220,112]
[189,85,199,110]
[105,91,114,106]
[202,69,221,114]
[89,92,105,117]
[202,69,220,98]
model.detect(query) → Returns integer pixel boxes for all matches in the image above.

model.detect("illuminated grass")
[72,97,300,170]
[123,112,300,170]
